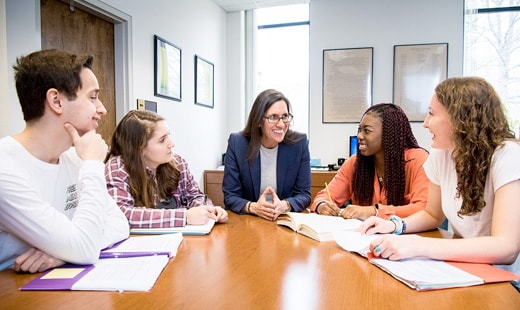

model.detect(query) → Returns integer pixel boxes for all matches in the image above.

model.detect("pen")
[325,182,342,216]
[99,251,171,259]
[325,182,333,202]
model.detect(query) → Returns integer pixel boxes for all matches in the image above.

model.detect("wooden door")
[40,0,116,143]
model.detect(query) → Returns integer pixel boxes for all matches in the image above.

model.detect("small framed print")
[194,55,214,108]
[154,35,182,101]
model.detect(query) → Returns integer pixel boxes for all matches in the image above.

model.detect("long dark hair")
[352,103,421,206]
[241,89,303,164]
[105,110,180,208]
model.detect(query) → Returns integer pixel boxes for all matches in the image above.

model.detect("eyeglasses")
[263,113,293,124]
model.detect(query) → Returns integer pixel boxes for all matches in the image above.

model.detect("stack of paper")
[130,219,216,235]
[332,231,520,290]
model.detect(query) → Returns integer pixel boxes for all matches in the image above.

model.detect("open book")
[130,219,215,235]
[332,231,520,291]
[277,212,362,242]
[20,234,183,292]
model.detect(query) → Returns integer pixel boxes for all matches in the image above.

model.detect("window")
[464,0,520,136]
[253,4,310,135]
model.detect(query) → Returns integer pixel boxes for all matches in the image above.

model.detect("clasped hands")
[249,187,290,221]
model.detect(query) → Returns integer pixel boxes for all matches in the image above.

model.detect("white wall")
[100,0,228,185]
[1,0,228,188]
[0,0,465,187]
[1,0,41,137]
[308,0,464,166]
[0,0,7,134]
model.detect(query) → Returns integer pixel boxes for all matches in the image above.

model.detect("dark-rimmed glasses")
[263,113,293,124]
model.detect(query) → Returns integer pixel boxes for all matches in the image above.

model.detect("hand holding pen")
[205,193,229,223]
[316,182,342,216]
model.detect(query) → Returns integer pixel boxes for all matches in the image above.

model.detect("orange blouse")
[310,148,429,219]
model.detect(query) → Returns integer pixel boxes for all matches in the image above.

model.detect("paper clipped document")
[332,230,520,290]
[130,219,216,235]
[277,212,362,242]
[20,234,183,292]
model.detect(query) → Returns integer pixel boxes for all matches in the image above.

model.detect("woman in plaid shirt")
[104,110,228,228]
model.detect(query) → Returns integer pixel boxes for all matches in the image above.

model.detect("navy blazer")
[223,132,311,213]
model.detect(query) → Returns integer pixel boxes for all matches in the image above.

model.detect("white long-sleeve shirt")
[0,136,129,270]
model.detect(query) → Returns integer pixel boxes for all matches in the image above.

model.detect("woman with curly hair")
[311,103,429,220]
[105,110,228,228]
[361,77,520,290]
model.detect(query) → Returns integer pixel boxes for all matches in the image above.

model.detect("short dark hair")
[13,49,94,121]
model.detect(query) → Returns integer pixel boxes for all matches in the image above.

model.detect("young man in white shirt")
[0,49,129,273]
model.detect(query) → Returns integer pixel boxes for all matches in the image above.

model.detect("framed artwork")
[322,47,373,123]
[194,55,214,108]
[154,35,181,101]
[393,43,448,121]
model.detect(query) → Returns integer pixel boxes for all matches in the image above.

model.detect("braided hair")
[352,103,421,206]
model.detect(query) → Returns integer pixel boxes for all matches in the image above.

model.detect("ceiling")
[212,0,309,12]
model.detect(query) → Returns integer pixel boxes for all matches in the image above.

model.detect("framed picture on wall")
[393,43,448,121]
[154,35,182,101]
[322,47,373,123]
[194,55,214,109]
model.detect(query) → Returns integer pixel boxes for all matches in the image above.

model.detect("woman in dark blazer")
[223,89,311,221]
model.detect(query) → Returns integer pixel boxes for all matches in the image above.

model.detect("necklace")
[378,176,384,184]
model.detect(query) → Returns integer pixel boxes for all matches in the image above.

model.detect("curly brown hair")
[435,77,515,216]
[105,110,180,208]
[352,103,422,206]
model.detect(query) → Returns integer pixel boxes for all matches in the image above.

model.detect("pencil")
[325,182,333,202]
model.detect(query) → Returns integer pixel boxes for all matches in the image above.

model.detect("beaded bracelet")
[389,215,406,234]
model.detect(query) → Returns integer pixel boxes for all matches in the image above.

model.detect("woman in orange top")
[310,103,429,220]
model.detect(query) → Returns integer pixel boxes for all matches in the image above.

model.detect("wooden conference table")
[1,213,519,310]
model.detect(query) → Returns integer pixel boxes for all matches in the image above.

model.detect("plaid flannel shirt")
[105,154,211,228]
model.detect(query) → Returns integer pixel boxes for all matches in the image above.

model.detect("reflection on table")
[1,212,519,310]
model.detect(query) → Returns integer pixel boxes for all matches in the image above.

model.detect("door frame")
[66,0,133,122]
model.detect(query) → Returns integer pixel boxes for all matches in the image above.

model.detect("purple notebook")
[19,235,182,291]
[20,264,95,290]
